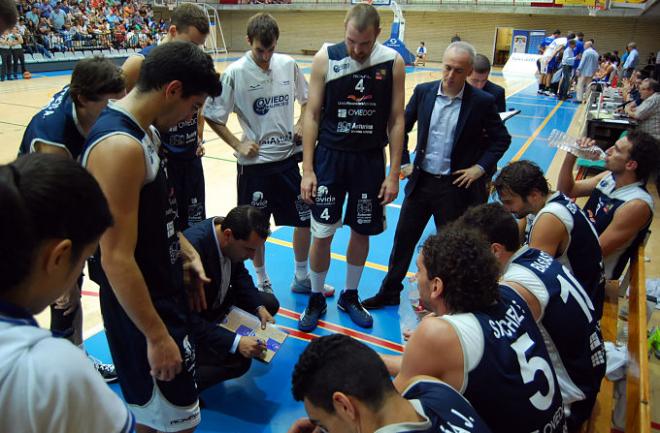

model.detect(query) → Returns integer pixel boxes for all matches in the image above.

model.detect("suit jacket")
[184,217,263,354]
[483,80,506,112]
[404,80,511,197]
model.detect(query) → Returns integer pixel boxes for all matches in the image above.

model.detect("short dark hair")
[420,229,500,313]
[136,41,221,98]
[221,205,271,241]
[627,130,660,183]
[291,334,395,413]
[473,53,491,74]
[553,29,561,35]
[69,57,125,105]
[246,13,279,47]
[0,154,113,292]
[567,33,576,40]
[577,32,584,38]
[344,3,380,32]
[0,0,18,32]
[457,203,520,252]
[493,160,550,199]
[568,39,576,47]
[171,3,209,35]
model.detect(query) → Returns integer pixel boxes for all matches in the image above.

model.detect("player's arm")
[390,318,464,393]
[556,138,608,198]
[86,137,182,382]
[527,213,567,257]
[177,233,209,312]
[294,61,309,141]
[33,141,70,158]
[379,54,405,205]
[205,117,259,158]
[300,49,328,204]
[599,200,651,258]
[295,103,307,140]
[120,55,144,93]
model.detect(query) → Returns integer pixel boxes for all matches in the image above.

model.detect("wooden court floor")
[0,53,658,431]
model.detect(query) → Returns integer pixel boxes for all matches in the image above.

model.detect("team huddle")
[0,1,659,433]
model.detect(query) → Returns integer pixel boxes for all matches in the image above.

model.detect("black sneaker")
[298,293,326,332]
[337,290,373,328]
[89,355,119,383]
[362,291,400,310]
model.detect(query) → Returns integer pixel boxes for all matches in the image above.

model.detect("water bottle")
[548,129,607,161]
[399,276,420,342]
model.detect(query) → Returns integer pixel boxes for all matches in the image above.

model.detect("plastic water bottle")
[548,129,607,161]
[399,277,420,342]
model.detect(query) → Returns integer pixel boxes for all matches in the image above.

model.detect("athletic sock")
[255,266,269,285]
[310,270,328,294]
[295,260,308,281]
[345,264,365,292]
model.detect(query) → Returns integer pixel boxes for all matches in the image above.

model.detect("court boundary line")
[511,101,564,162]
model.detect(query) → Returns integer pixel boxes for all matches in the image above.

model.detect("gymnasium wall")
[214,10,660,63]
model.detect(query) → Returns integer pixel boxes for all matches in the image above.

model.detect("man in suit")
[183,205,280,390]
[467,54,506,112]
[363,42,511,309]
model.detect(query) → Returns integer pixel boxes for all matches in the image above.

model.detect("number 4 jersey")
[441,284,566,433]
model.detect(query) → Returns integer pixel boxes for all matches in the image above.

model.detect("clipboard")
[219,306,288,363]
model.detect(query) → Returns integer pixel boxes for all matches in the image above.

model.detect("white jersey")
[204,52,308,166]
[0,311,134,433]
[544,37,567,58]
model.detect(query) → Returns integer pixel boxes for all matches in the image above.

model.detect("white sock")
[310,270,328,294]
[345,264,364,292]
[295,260,308,281]
[255,266,269,285]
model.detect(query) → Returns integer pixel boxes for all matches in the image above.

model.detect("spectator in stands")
[25,6,39,27]
[50,2,68,30]
[16,17,26,35]
[557,131,659,280]
[467,53,506,112]
[576,40,599,102]
[623,42,639,79]
[626,78,660,140]
[557,39,577,100]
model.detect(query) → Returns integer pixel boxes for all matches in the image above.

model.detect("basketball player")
[0,154,133,433]
[457,203,606,431]
[205,13,332,296]
[82,42,221,433]
[493,160,605,319]
[122,3,210,229]
[288,334,493,433]
[298,3,405,331]
[557,132,659,279]
[383,229,566,433]
[18,56,125,381]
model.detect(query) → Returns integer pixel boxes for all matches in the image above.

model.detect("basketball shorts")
[311,145,386,236]
[99,285,200,432]
[540,56,551,74]
[237,155,311,227]
[167,155,206,231]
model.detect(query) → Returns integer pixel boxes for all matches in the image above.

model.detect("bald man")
[576,41,599,102]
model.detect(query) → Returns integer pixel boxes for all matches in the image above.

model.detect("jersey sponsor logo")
[347,94,374,103]
[337,121,374,134]
[259,132,294,147]
[315,185,336,205]
[251,191,268,209]
[295,195,311,221]
[253,94,290,115]
[170,412,200,426]
[332,62,350,73]
[337,108,376,118]
[356,193,373,225]
[375,68,387,80]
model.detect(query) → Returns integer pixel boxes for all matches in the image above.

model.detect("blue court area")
[82,70,579,432]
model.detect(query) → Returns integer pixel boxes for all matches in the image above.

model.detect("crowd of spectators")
[11,0,169,59]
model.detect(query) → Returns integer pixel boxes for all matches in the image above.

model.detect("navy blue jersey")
[19,86,85,159]
[137,46,200,160]
[318,42,397,152]
[445,284,566,433]
[81,103,183,300]
[525,192,605,317]
[583,173,654,279]
[399,380,492,433]
[504,247,606,407]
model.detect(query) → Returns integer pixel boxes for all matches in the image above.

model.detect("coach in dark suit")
[184,206,280,390]
[468,54,506,112]
[363,42,511,309]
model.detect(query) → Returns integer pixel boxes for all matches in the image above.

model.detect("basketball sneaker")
[337,290,373,328]
[89,355,119,384]
[290,275,335,297]
[298,293,326,332]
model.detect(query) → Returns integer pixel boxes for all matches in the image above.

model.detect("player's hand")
[287,417,321,433]
[147,333,183,382]
[452,165,484,189]
[237,141,260,158]
[196,140,206,157]
[294,122,304,145]
[238,336,267,359]
[378,175,399,205]
[301,171,317,205]
[257,306,275,330]
[182,251,210,312]
[54,281,81,316]
[576,136,597,149]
